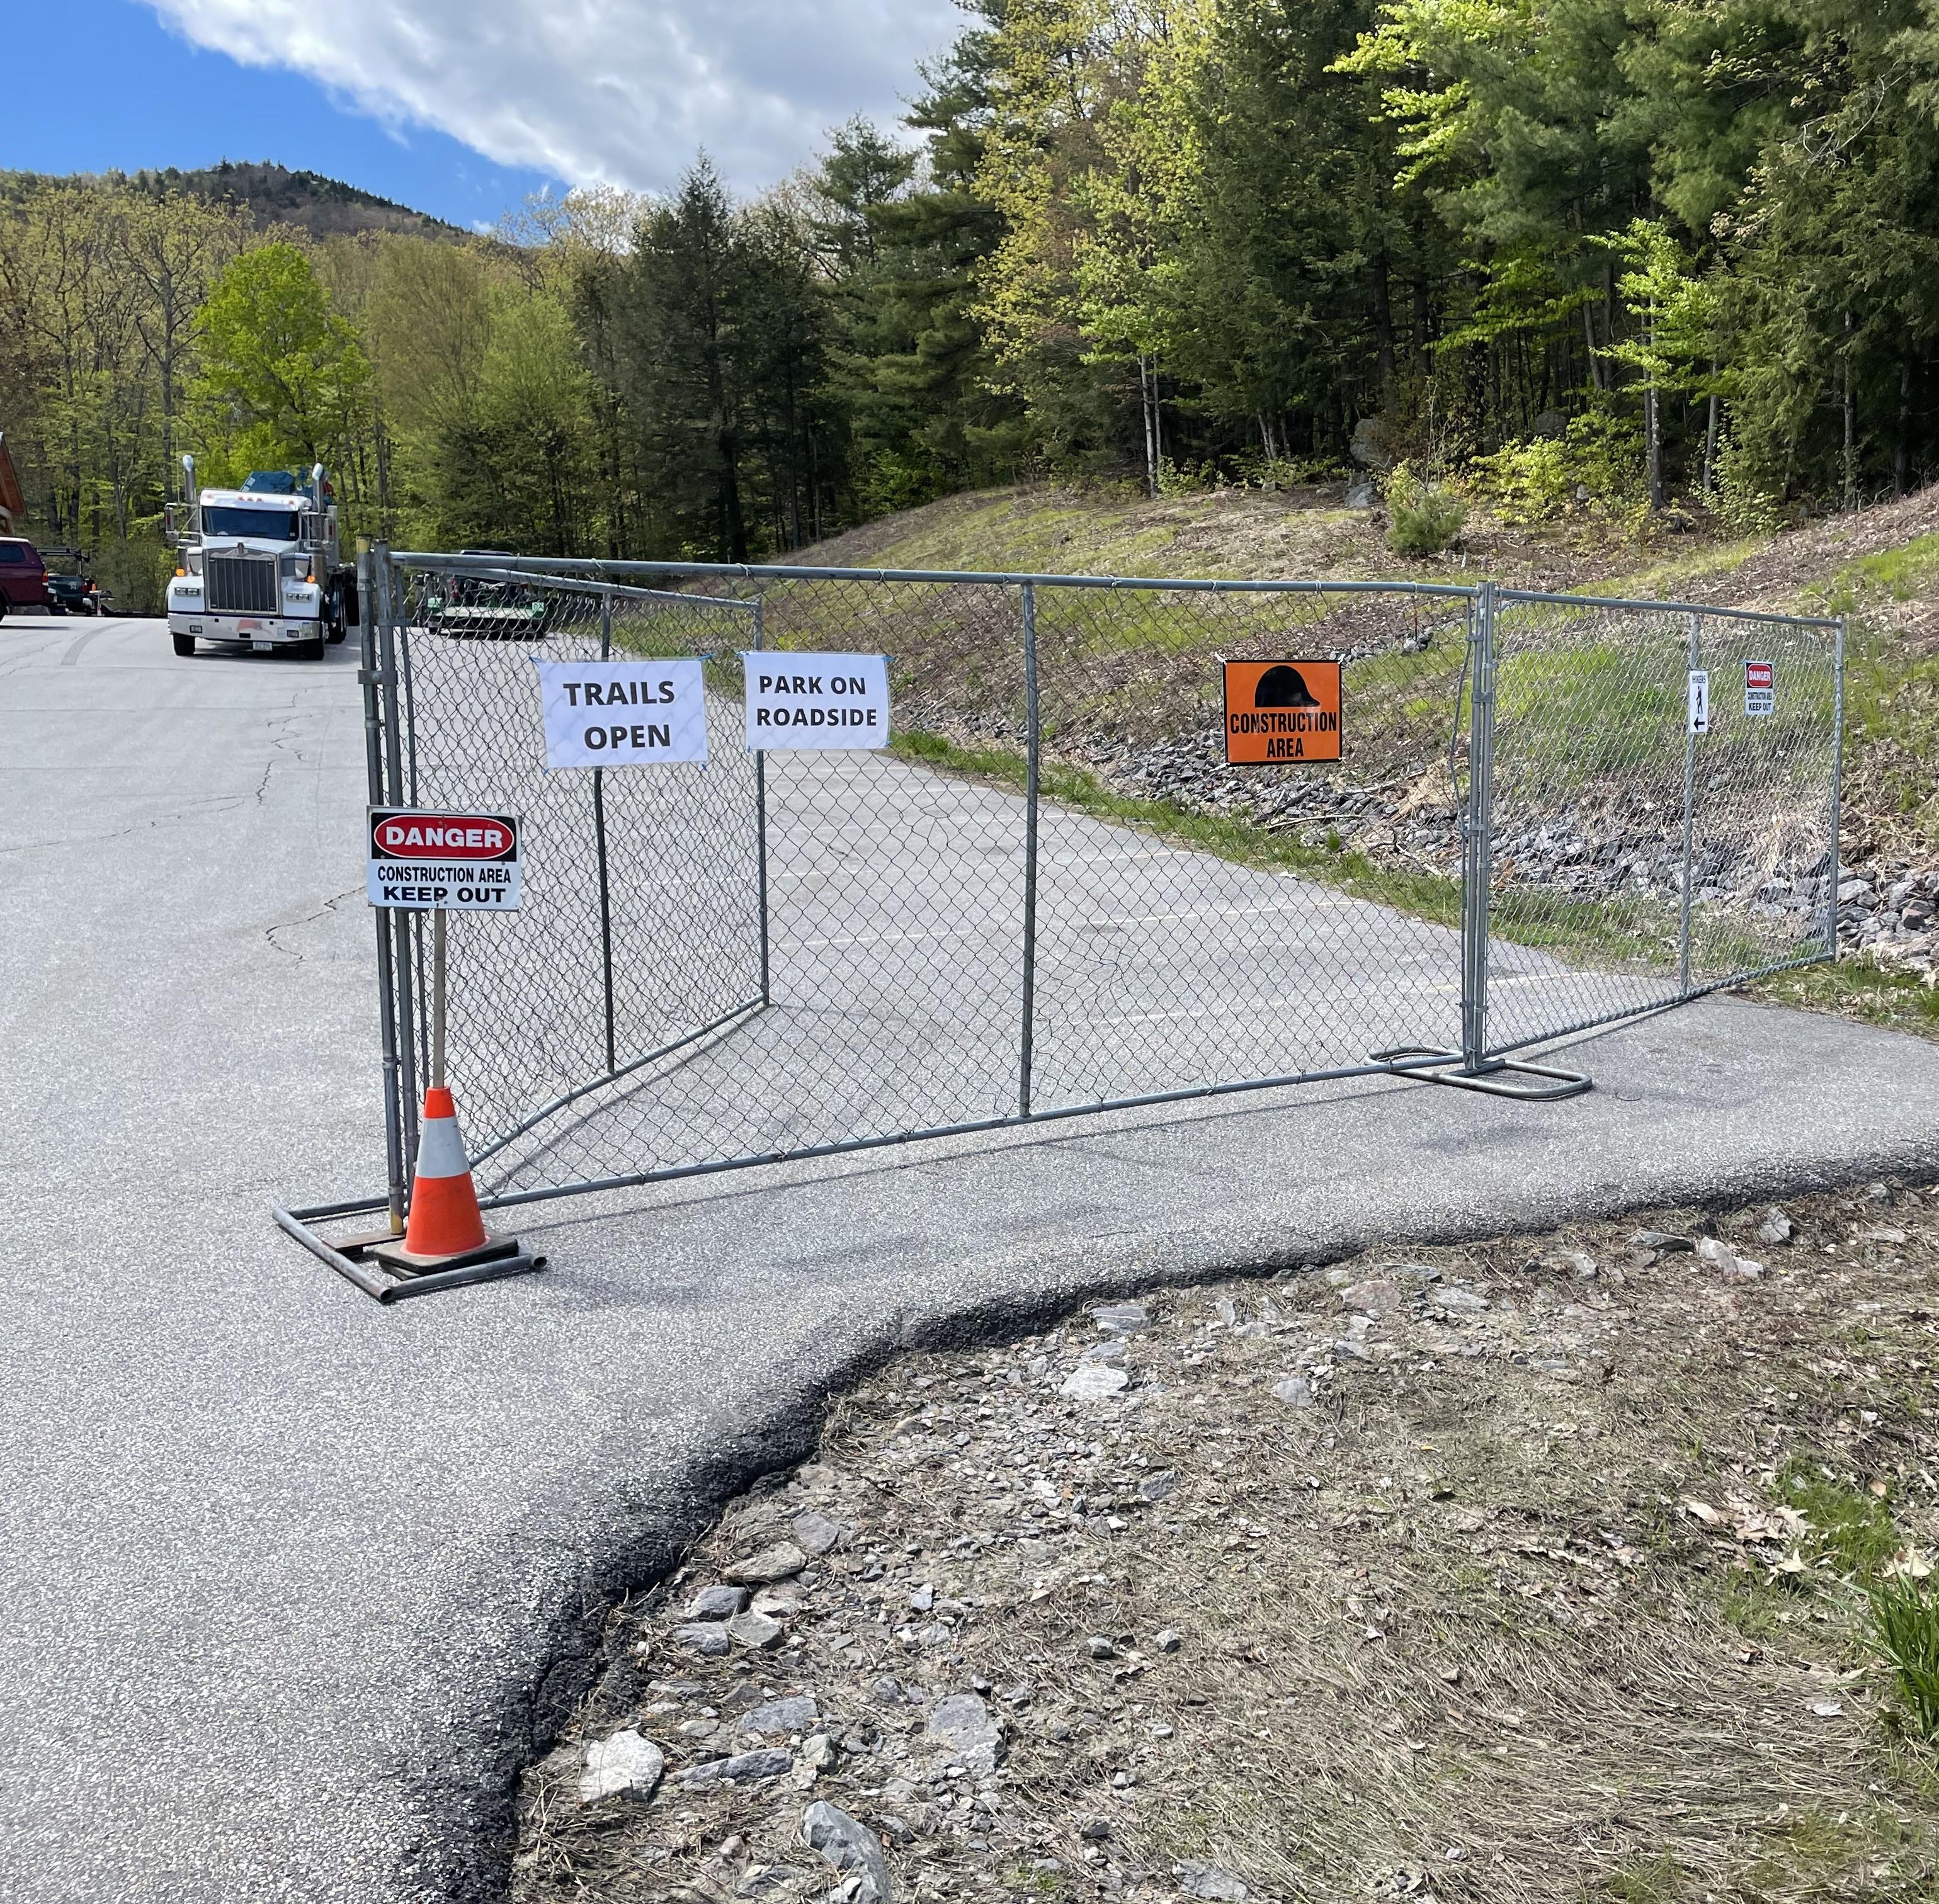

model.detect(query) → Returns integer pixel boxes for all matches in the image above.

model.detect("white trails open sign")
[533,658,709,769]
[741,652,890,750]
[368,808,522,910]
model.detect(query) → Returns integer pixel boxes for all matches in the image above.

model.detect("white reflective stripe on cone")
[414,1114,472,1181]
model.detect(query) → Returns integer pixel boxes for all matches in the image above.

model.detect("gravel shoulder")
[516,1179,1939,1904]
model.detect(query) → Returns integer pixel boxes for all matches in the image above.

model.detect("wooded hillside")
[6,0,1939,606]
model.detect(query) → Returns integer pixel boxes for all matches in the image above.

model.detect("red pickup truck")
[0,537,51,616]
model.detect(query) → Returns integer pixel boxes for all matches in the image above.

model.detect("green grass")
[1568,538,1768,608]
[1778,1461,1902,1578]
[1821,531,1939,616]
[1745,960,1939,1040]
[1868,1577,1939,1740]
[1595,1852,1682,1903]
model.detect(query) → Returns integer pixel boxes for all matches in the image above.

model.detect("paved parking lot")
[5,616,1936,1903]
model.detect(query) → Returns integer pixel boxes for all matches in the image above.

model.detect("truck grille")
[205,553,278,615]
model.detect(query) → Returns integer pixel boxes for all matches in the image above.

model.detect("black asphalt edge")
[404,1137,1939,1903]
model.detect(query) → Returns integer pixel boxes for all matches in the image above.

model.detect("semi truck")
[165,457,358,659]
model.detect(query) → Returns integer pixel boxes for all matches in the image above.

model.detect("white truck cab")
[165,458,358,659]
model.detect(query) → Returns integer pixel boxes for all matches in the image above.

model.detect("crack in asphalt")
[265,888,362,961]
[0,793,250,859]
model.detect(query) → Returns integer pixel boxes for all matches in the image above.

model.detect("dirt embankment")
[515,1178,1939,1904]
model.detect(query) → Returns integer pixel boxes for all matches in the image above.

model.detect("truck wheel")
[173,633,196,657]
[291,638,325,661]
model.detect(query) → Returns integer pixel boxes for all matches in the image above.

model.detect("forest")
[6,0,1939,607]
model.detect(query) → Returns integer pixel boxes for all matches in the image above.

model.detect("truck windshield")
[202,506,298,538]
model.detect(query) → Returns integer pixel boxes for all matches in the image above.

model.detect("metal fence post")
[753,598,773,1007]
[1828,615,1848,958]
[1018,582,1042,1117]
[1678,613,1701,994]
[594,586,618,1074]
[1459,580,1498,1072]
[358,541,407,1233]
[375,548,419,1174]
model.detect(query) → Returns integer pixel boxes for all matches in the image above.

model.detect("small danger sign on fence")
[741,652,891,750]
[1222,659,1344,764]
[368,808,521,910]
[1745,659,1775,716]
[533,659,709,769]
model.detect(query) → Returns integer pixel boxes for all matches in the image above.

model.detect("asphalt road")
[4,614,1938,1903]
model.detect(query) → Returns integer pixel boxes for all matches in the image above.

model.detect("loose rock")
[674,1622,732,1658]
[1696,1236,1764,1279]
[1272,1374,1316,1408]
[926,1691,1004,1774]
[1176,1859,1251,1900]
[728,1610,785,1651]
[577,1729,664,1805]
[1339,1278,1403,1313]
[792,1510,844,1556]
[737,1866,812,1898]
[688,1584,749,1620]
[1062,1363,1130,1400]
[683,1748,795,1788]
[802,1799,894,1903]
[725,1543,808,1585]
[743,1694,819,1738]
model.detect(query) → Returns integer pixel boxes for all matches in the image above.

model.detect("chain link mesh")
[1484,592,1840,1056]
[369,557,1840,1206]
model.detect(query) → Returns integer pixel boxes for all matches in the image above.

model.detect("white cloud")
[141,0,962,193]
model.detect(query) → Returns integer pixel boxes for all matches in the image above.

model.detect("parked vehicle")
[422,552,555,640]
[164,456,358,659]
[43,549,105,616]
[0,536,50,617]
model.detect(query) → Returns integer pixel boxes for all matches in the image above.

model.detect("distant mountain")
[132,161,465,239]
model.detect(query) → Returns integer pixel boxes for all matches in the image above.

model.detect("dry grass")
[512,1185,1939,1904]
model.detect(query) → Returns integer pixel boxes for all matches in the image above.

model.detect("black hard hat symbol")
[1254,664,1319,708]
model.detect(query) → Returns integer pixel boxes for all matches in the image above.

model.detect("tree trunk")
[1644,320,1663,512]
[1702,388,1719,499]
[1370,249,1397,398]
[1896,359,1911,498]
[1139,356,1159,498]
[1843,310,1857,512]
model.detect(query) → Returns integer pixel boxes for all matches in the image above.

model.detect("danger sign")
[533,658,709,769]
[741,652,890,750]
[368,808,521,910]
[1744,659,1775,716]
[1223,659,1343,764]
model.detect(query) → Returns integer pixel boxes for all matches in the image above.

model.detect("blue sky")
[6,0,959,225]
[8,0,557,228]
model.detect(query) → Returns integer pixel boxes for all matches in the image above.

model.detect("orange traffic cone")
[402,1085,489,1257]
[363,1085,540,1283]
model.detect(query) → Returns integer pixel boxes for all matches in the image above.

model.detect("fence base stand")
[272,1205,547,1305]
[1371,1047,1593,1102]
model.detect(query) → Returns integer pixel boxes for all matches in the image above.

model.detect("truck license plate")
[253,642,272,652]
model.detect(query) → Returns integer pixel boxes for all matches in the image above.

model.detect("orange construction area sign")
[1222,658,1343,764]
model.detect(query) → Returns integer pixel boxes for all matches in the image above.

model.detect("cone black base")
[364,1232,527,1278]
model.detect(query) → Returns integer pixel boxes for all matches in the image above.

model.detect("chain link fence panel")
[1482,589,1841,1056]
[321,553,1841,1225]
